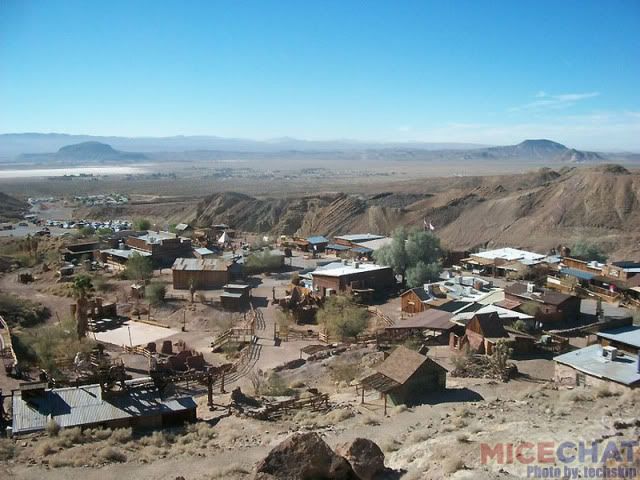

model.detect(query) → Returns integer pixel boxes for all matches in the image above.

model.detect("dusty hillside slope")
[0,192,29,222]
[193,165,640,259]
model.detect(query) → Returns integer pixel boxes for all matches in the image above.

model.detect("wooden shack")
[172,258,230,290]
[360,346,447,408]
[220,284,251,310]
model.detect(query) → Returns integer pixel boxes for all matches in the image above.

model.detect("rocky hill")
[0,193,29,222]
[468,139,605,163]
[19,141,147,163]
[192,165,640,259]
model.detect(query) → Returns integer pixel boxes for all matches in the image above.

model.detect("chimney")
[527,282,535,294]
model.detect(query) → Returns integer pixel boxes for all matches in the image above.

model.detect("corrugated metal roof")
[560,267,595,281]
[101,248,152,259]
[172,258,229,271]
[334,234,385,242]
[306,236,329,244]
[325,243,350,251]
[597,326,640,349]
[554,344,640,386]
[12,381,196,435]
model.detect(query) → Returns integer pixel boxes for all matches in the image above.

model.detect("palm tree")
[72,275,93,339]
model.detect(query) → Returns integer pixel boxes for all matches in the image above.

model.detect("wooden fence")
[0,315,18,371]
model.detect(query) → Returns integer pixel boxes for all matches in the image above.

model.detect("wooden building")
[172,258,231,290]
[61,241,101,262]
[505,283,580,325]
[11,380,197,436]
[360,346,447,408]
[311,262,395,299]
[400,285,450,313]
[450,312,535,355]
[126,231,192,268]
[220,284,252,310]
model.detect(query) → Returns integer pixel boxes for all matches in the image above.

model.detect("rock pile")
[254,432,391,480]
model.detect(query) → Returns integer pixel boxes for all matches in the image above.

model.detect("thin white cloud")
[404,111,640,151]
[510,91,600,112]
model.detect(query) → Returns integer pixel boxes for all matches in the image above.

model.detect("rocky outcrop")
[335,438,386,480]
[254,432,356,480]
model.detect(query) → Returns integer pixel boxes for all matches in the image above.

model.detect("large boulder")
[254,432,355,480]
[335,438,386,480]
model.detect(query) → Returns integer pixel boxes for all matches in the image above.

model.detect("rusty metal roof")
[172,258,229,271]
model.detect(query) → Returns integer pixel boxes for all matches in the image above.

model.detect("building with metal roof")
[12,380,197,435]
[597,326,640,355]
[554,344,640,390]
[172,258,231,290]
[334,234,385,243]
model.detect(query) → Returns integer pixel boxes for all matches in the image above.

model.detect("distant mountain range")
[0,133,487,157]
[17,141,147,164]
[465,139,605,162]
[0,133,637,165]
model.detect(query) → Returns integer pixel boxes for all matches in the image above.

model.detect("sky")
[1,0,639,150]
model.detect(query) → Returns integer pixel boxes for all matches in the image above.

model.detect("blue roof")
[597,326,640,349]
[560,267,595,281]
[326,243,350,251]
[554,344,640,386]
[307,236,329,244]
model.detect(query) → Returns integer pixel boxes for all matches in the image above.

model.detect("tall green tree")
[133,218,151,231]
[571,240,607,263]
[374,227,442,288]
[317,295,369,342]
[72,275,93,339]
[124,252,153,281]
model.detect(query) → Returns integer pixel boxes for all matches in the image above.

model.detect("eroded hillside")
[191,165,640,259]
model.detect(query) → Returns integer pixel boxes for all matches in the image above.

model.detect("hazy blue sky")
[1,0,639,150]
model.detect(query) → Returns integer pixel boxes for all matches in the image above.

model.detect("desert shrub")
[59,427,85,446]
[391,404,408,415]
[381,438,401,452]
[98,446,127,463]
[209,463,251,479]
[0,293,50,328]
[595,385,619,398]
[410,431,430,444]
[146,282,166,305]
[46,419,61,437]
[92,428,113,441]
[563,390,592,403]
[0,439,16,461]
[323,408,354,424]
[92,276,112,292]
[109,427,132,444]
[360,415,380,426]
[36,440,56,456]
[244,251,283,274]
[50,456,74,468]
[133,218,151,231]
[329,359,360,383]
[13,318,96,375]
[139,431,169,447]
[261,372,294,396]
[442,457,464,474]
